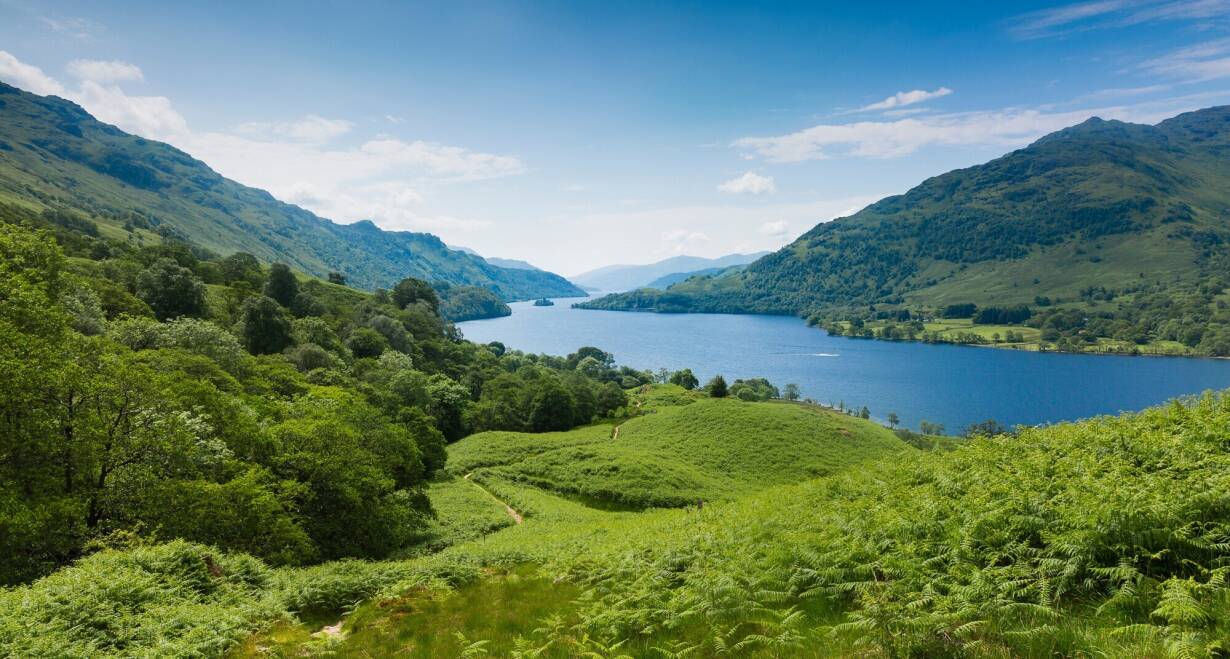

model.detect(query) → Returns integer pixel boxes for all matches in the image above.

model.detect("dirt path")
[463,473,523,524]
[611,424,621,441]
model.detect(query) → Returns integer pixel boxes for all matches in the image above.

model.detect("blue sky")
[2,1,1230,275]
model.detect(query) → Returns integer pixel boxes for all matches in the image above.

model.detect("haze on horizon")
[2,0,1230,275]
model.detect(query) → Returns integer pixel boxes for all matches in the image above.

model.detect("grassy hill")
[0,82,584,300]
[580,107,1230,354]
[449,385,909,507]
[9,390,1230,657]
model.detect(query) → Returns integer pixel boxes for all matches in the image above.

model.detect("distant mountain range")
[570,252,770,292]
[581,106,1230,317]
[646,265,749,289]
[0,82,584,300]
[448,245,543,272]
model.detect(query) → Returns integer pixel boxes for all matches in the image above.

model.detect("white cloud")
[0,51,65,96]
[759,220,790,237]
[1142,38,1230,81]
[734,96,1227,162]
[236,114,354,142]
[74,80,188,141]
[67,59,143,83]
[859,87,953,112]
[0,50,524,237]
[718,171,776,195]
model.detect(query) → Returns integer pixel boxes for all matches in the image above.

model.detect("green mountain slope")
[0,82,584,300]
[581,107,1230,326]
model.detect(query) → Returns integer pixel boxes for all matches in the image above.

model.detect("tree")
[887,412,900,428]
[264,263,299,307]
[567,346,614,369]
[347,327,388,359]
[220,252,264,288]
[859,406,871,419]
[706,375,728,398]
[730,377,779,401]
[392,277,439,311]
[327,271,347,285]
[964,419,1008,438]
[669,368,699,390]
[528,378,576,432]
[239,295,293,355]
[134,258,206,320]
[783,383,801,401]
[656,368,670,384]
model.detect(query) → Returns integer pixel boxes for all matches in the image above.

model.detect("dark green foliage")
[393,277,439,311]
[434,281,511,321]
[729,377,779,401]
[528,378,576,432]
[669,368,699,390]
[348,326,388,358]
[134,258,206,320]
[705,375,728,398]
[974,304,1032,324]
[942,303,977,318]
[0,220,629,588]
[239,296,292,355]
[327,271,346,285]
[263,263,299,307]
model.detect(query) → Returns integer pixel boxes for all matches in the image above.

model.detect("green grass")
[13,387,1230,657]
[455,391,910,508]
[413,477,517,553]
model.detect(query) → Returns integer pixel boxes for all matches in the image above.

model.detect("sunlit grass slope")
[450,385,910,507]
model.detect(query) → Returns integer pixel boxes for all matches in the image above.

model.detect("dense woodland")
[0,213,643,586]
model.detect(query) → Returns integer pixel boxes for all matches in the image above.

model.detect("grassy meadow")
[6,386,1230,657]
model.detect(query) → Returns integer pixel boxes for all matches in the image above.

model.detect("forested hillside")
[0,215,640,587]
[0,82,585,299]
[581,107,1230,354]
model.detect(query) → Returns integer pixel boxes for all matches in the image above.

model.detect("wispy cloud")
[717,171,776,195]
[66,59,143,83]
[759,220,790,237]
[38,14,102,40]
[1008,0,1230,39]
[1142,37,1230,80]
[858,87,953,112]
[235,114,354,142]
[735,95,1230,162]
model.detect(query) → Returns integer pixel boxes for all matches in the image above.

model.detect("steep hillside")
[0,82,584,300]
[580,108,1230,349]
[571,251,768,292]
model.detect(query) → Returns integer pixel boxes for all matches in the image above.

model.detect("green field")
[10,386,1230,657]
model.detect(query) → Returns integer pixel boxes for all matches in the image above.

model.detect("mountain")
[646,264,747,289]
[0,82,584,300]
[570,252,769,292]
[484,257,541,271]
[581,107,1230,322]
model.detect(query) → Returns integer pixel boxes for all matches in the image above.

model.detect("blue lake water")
[457,297,1230,432]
